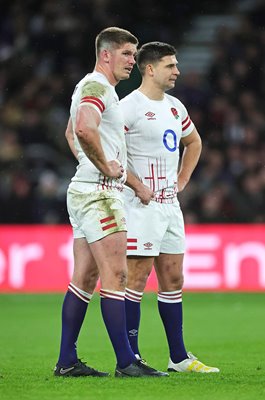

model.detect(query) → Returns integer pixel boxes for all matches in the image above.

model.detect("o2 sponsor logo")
[163,129,178,152]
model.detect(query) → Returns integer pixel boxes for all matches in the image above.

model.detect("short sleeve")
[79,80,109,117]
[120,95,136,133]
[178,101,195,138]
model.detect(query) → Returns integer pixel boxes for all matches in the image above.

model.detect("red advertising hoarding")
[0,224,264,292]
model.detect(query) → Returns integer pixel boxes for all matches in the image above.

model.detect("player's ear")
[146,64,154,76]
[102,49,111,63]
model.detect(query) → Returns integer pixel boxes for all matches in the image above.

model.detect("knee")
[73,270,99,293]
[170,272,184,290]
[127,270,150,292]
[85,270,99,291]
[114,269,127,288]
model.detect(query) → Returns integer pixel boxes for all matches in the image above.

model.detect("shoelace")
[138,359,157,372]
[187,352,198,360]
[77,359,96,372]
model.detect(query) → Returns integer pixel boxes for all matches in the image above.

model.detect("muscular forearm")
[75,105,123,179]
[76,129,110,175]
[125,171,143,192]
[178,136,202,191]
[126,171,154,204]
[75,105,111,175]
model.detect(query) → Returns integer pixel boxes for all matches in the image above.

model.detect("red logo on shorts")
[144,242,153,250]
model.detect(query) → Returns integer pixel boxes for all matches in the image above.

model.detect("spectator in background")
[0,1,264,224]
[33,170,67,223]
[1,173,35,223]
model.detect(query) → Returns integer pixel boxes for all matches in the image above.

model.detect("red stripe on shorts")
[102,222,118,231]
[100,216,115,224]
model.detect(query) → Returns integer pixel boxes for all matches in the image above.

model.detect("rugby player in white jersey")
[54,29,167,378]
[121,42,219,373]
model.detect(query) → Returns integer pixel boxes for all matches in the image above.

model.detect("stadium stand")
[0,0,264,223]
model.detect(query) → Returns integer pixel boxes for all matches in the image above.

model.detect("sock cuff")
[125,288,143,303]
[158,290,182,303]
[100,289,125,301]
[68,282,92,304]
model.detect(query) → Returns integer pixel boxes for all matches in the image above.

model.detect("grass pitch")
[0,292,264,400]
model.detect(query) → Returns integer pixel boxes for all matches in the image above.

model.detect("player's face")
[108,43,137,83]
[152,55,180,91]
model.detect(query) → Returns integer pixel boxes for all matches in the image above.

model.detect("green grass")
[0,293,265,400]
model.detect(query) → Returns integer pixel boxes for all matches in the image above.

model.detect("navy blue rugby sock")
[125,288,143,357]
[58,284,91,367]
[100,289,136,368]
[158,290,188,363]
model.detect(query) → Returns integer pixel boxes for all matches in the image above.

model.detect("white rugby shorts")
[124,191,185,256]
[67,187,127,243]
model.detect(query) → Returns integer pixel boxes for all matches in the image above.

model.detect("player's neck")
[138,84,164,101]
[94,64,118,86]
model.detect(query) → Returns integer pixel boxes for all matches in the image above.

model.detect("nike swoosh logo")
[59,367,75,375]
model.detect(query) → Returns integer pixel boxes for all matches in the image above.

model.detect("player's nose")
[129,55,136,65]
[175,66,180,75]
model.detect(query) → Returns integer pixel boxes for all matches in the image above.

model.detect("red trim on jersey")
[102,222,118,231]
[127,238,137,243]
[124,125,129,132]
[80,96,105,113]
[100,216,115,224]
[101,176,107,190]
[127,246,137,250]
[182,116,189,125]
[182,119,191,131]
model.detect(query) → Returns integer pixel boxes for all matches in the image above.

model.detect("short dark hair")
[136,42,177,75]
[95,27,138,57]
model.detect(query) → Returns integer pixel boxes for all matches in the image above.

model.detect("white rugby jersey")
[120,90,195,202]
[69,71,127,191]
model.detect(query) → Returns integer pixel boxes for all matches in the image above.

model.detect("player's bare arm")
[178,128,202,192]
[75,105,124,179]
[126,171,154,205]
[65,116,78,160]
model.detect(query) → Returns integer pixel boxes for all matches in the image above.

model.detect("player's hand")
[106,159,125,179]
[135,184,155,205]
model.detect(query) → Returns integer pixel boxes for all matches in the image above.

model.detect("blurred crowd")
[175,11,265,223]
[0,0,264,224]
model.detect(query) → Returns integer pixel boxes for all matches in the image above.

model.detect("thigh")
[127,256,154,292]
[71,238,99,293]
[154,253,184,291]
[89,231,127,291]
